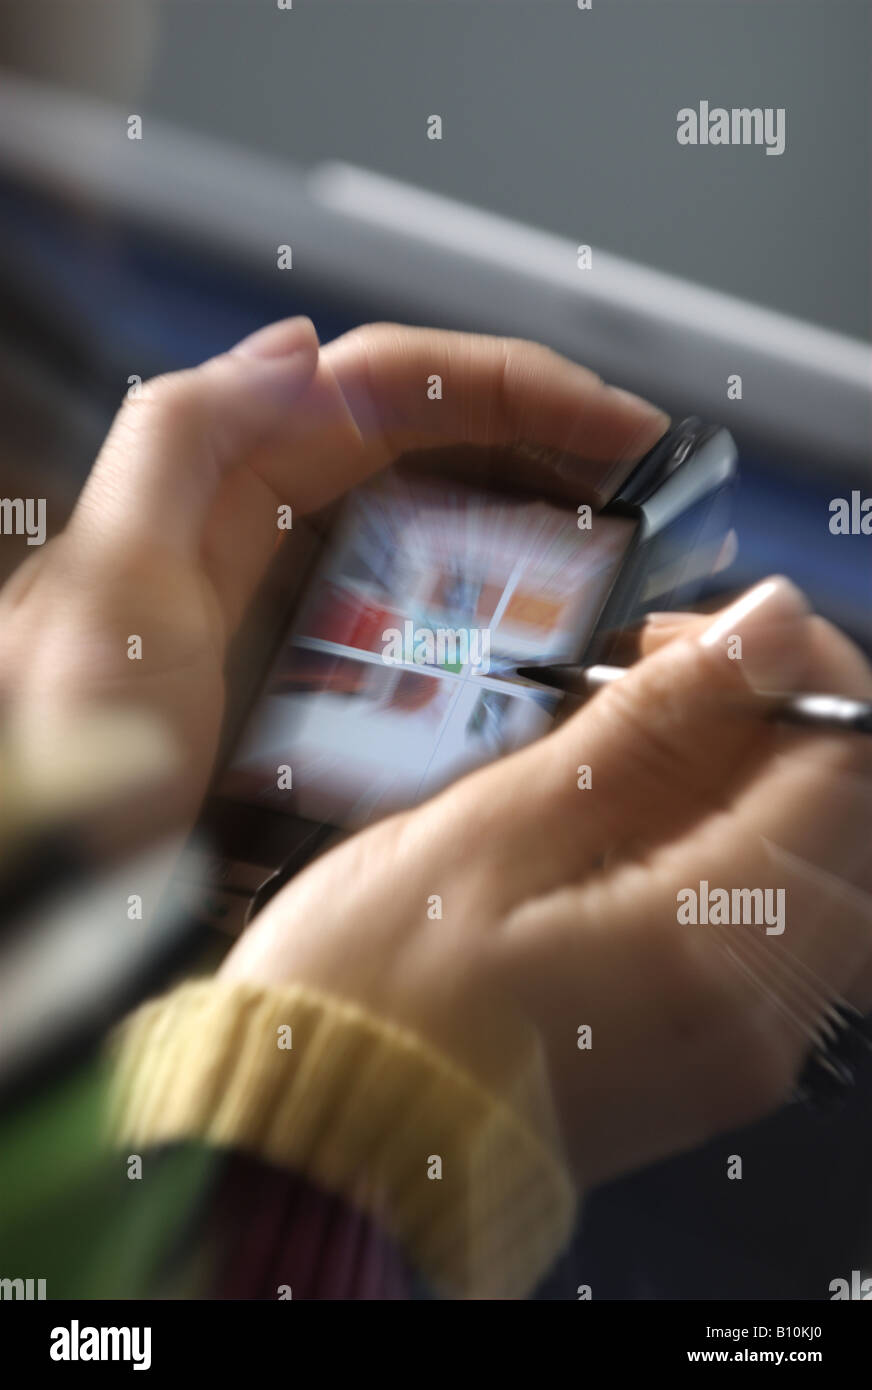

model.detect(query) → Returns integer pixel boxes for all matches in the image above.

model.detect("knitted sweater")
[108,977,577,1299]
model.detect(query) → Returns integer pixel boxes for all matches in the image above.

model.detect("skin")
[3,318,871,1187]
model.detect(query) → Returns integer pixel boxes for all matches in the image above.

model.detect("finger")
[68,316,323,558]
[67,322,669,638]
[719,752,872,996]
[198,322,669,524]
[798,615,872,697]
[637,606,872,697]
[497,725,872,1180]
[702,616,872,993]
[492,861,798,1181]
[613,752,872,1134]
[196,321,672,630]
[320,323,670,510]
[195,323,671,535]
[635,602,872,1137]
[500,817,872,1182]
[601,611,701,665]
[464,576,823,902]
[594,600,872,1022]
[487,592,872,1177]
[637,610,709,655]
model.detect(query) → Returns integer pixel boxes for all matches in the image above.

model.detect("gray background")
[2,0,869,340]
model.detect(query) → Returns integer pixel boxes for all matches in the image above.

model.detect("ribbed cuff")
[107,978,576,1299]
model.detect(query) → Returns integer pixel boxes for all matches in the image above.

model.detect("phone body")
[178,418,738,932]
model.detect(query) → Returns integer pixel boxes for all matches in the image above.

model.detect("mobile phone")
[178,418,737,932]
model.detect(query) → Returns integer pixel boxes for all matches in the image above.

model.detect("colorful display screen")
[221,476,636,828]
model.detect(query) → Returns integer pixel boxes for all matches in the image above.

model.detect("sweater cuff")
[107,978,576,1299]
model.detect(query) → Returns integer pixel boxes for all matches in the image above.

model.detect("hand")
[0,319,668,847]
[221,576,872,1185]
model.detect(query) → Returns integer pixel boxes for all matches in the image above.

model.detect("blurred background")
[1,0,870,1300]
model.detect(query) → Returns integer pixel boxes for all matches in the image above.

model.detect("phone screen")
[220,475,637,829]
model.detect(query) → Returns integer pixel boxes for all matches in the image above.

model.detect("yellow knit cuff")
[107,978,576,1299]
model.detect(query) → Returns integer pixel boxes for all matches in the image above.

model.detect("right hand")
[221,576,872,1185]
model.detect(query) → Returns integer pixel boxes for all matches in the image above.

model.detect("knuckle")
[666,919,799,1116]
[122,368,203,429]
[105,369,209,465]
[595,648,739,809]
[813,731,872,784]
[596,667,686,781]
[333,321,404,357]
[488,335,557,442]
[499,335,599,387]
[138,368,201,416]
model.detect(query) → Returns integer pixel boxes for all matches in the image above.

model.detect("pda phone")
[178,417,738,932]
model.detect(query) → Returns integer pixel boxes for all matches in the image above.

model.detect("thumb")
[68,316,324,561]
[482,577,814,895]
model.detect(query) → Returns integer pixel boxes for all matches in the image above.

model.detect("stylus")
[510,662,872,735]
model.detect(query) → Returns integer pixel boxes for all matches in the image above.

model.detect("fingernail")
[698,576,811,691]
[645,611,694,627]
[596,405,671,501]
[607,393,671,454]
[232,316,317,361]
[607,386,668,421]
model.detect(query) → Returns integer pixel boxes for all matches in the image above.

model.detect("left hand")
[0,319,669,843]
